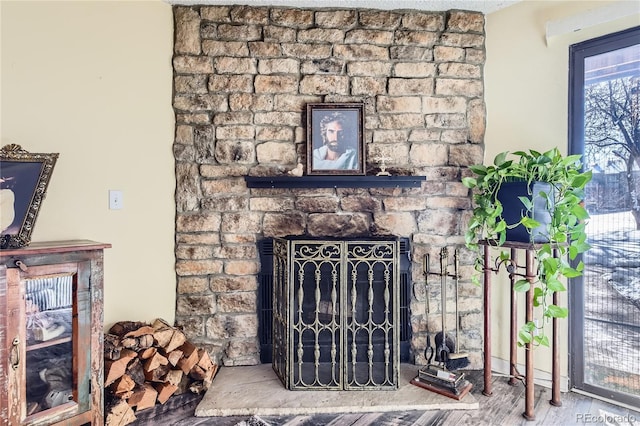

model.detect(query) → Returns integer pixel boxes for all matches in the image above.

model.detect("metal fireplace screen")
[271,238,400,390]
[257,239,412,364]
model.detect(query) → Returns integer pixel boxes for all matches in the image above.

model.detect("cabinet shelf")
[244,175,426,189]
[27,337,72,352]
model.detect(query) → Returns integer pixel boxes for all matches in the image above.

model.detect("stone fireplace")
[171,4,486,371]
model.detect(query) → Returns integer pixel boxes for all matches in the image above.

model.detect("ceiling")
[168,0,521,15]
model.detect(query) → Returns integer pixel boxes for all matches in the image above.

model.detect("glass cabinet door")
[7,261,91,424]
[24,272,75,416]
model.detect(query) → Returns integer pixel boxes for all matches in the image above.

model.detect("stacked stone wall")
[172,4,485,368]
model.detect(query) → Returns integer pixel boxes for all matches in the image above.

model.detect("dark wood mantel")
[244,175,426,189]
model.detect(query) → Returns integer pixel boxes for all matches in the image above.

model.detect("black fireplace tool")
[412,247,471,400]
[435,247,469,370]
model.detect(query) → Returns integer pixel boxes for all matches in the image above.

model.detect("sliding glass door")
[569,26,640,408]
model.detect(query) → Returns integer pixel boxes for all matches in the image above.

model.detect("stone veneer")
[172,5,486,368]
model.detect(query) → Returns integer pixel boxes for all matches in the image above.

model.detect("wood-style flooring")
[131,370,639,426]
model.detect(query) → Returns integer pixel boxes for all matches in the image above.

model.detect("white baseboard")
[490,356,569,392]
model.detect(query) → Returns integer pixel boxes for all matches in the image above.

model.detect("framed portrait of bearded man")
[306,103,365,176]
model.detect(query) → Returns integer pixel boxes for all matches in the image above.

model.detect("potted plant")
[462,147,592,347]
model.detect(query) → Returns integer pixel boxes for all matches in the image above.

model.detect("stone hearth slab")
[195,363,478,417]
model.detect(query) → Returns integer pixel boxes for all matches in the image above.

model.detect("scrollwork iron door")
[272,238,400,391]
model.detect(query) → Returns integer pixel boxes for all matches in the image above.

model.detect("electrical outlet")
[109,190,123,210]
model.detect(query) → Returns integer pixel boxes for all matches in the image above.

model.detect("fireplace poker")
[451,248,469,363]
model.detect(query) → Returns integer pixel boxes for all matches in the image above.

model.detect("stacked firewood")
[103,318,218,426]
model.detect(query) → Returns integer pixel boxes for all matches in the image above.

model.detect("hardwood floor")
[131,370,639,426]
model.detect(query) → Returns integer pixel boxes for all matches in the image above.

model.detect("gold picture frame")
[1,144,58,249]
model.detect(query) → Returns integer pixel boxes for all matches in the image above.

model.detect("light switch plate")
[109,190,123,210]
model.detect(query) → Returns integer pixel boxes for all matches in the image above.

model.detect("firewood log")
[138,347,157,360]
[104,361,127,389]
[189,363,217,389]
[163,369,184,387]
[104,333,123,361]
[164,329,186,353]
[109,321,148,337]
[143,352,169,373]
[144,364,170,383]
[177,341,199,374]
[151,318,172,330]
[137,334,154,349]
[203,364,218,389]
[120,337,138,350]
[119,349,139,360]
[124,325,155,338]
[188,349,217,385]
[117,335,152,351]
[154,382,178,405]
[189,364,207,382]
[115,390,134,401]
[127,383,158,411]
[126,358,146,386]
[196,349,214,371]
[105,399,136,426]
[166,349,183,366]
[150,319,172,347]
[111,374,136,397]
[152,327,173,348]
[174,373,192,395]
[104,349,138,387]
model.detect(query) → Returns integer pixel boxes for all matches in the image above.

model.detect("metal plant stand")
[480,240,561,420]
[272,238,400,391]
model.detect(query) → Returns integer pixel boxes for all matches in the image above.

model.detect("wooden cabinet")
[1,240,110,426]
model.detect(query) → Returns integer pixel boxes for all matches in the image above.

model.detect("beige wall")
[485,0,638,381]
[0,0,176,327]
[2,0,638,378]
